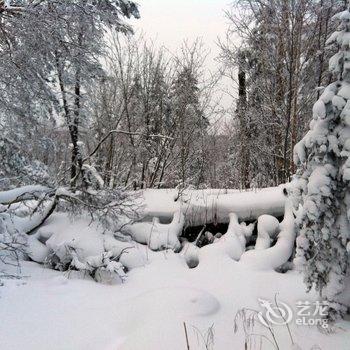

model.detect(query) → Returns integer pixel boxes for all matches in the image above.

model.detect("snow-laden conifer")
[293,6,350,320]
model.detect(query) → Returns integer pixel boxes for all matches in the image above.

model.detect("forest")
[0,1,350,349]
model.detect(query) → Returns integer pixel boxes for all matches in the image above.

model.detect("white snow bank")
[26,235,51,263]
[1,198,57,236]
[182,212,254,267]
[181,241,200,268]
[44,215,105,263]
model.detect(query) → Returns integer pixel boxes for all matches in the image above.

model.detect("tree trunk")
[70,31,84,188]
[237,52,249,189]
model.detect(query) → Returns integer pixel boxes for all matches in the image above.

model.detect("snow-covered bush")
[26,215,147,284]
[292,8,350,319]
[0,183,143,284]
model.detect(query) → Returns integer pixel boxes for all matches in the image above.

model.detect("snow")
[0,185,51,204]
[332,95,346,111]
[312,99,326,119]
[44,214,105,263]
[319,84,336,104]
[292,9,350,316]
[181,241,200,268]
[326,30,341,45]
[294,114,332,166]
[0,189,349,349]
[338,31,350,47]
[329,52,343,73]
[26,235,51,263]
[307,166,333,196]
[240,199,296,270]
[255,214,280,250]
[140,186,286,226]
[198,213,254,262]
[338,83,350,100]
[122,210,185,250]
[2,198,57,235]
[336,10,350,22]
[1,253,349,350]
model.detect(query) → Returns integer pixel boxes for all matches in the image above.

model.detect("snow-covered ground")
[1,186,349,350]
[1,213,349,350]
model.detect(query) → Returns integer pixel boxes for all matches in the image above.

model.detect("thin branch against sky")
[131,0,231,68]
[130,0,235,121]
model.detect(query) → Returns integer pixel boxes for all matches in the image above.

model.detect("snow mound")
[199,213,254,262]
[240,199,295,270]
[123,210,185,251]
[116,286,220,350]
[255,214,280,250]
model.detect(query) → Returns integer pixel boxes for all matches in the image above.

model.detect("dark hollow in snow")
[181,215,284,249]
[182,222,229,246]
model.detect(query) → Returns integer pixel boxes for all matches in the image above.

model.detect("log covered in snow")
[141,185,286,225]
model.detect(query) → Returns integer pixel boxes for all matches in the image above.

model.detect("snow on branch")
[83,129,174,164]
[0,185,53,205]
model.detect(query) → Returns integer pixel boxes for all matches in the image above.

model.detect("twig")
[194,224,207,246]
[183,322,190,350]
[26,195,59,235]
[274,293,294,345]
[83,129,174,163]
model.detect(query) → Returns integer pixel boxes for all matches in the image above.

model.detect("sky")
[130,0,232,71]
[129,0,235,122]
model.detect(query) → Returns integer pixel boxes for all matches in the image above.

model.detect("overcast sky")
[128,0,235,125]
[131,0,232,70]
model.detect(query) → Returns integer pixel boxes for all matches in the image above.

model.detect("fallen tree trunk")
[2,186,136,237]
[1,196,58,236]
[141,185,286,226]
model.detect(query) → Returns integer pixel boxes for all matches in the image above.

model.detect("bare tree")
[218,0,342,187]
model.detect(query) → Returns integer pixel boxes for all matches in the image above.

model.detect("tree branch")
[83,129,174,163]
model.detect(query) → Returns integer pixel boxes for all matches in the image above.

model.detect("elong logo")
[257,298,329,329]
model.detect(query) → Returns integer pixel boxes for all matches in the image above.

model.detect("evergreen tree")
[293,6,350,320]
[170,66,208,187]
